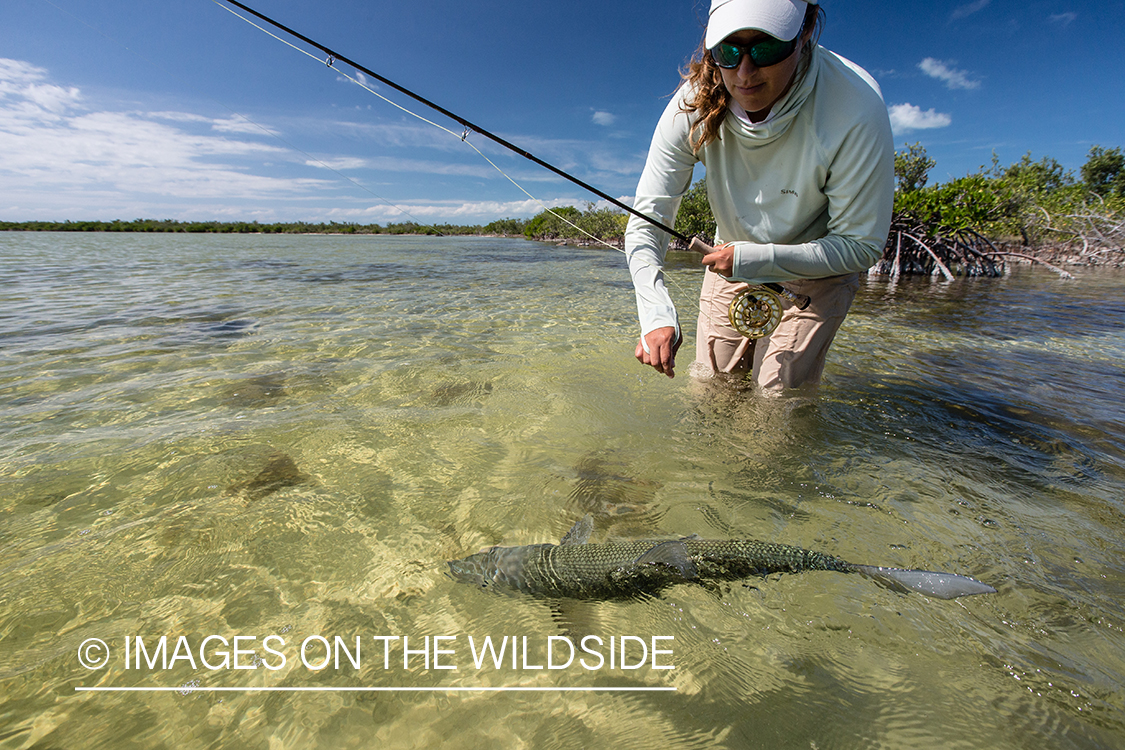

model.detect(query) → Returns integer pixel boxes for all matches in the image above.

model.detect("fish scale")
[508,539,851,598]
[449,515,997,601]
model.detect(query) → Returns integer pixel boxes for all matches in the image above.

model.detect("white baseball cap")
[705,0,817,49]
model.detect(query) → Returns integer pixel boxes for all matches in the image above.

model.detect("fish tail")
[849,564,997,599]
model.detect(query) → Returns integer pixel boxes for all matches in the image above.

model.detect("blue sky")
[1,0,1122,225]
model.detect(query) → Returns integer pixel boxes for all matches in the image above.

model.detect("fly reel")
[728,286,784,339]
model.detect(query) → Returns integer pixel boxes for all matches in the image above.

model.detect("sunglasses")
[710,35,800,69]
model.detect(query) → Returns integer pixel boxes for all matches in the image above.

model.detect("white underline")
[75,686,676,693]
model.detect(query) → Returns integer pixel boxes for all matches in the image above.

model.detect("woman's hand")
[635,326,682,378]
[700,243,735,277]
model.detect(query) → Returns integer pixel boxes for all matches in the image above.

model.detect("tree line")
[0,211,629,242]
[0,218,509,236]
[4,145,1120,275]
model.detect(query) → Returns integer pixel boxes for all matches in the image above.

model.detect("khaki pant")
[689,268,859,390]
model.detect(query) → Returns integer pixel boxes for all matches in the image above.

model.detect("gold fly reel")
[728,286,784,339]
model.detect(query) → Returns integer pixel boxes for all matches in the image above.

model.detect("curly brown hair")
[679,3,824,153]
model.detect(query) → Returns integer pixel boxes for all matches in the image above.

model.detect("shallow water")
[2,232,1124,749]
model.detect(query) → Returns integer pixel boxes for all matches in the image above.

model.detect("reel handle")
[688,237,811,310]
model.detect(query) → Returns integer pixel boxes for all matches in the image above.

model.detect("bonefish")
[448,515,997,600]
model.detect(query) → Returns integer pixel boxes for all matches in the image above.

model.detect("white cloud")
[305,155,517,180]
[306,157,370,171]
[951,0,990,20]
[888,103,952,135]
[147,111,212,124]
[0,58,50,91]
[21,82,82,113]
[592,110,616,126]
[211,115,280,136]
[0,57,641,224]
[0,59,81,122]
[313,195,640,224]
[324,197,580,222]
[919,58,981,90]
[1049,12,1077,26]
[0,57,333,213]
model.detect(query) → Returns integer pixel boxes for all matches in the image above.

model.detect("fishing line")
[214,0,811,335]
[32,0,433,230]
[216,0,681,242]
[220,116,440,231]
[213,0,604,246]
[211,0,639,255]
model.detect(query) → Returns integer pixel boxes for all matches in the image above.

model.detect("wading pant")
[689,268,860,390]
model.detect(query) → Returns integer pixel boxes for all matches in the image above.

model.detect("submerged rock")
[222,373,287,408]
[226,452,309,501]
[427,380,493,407]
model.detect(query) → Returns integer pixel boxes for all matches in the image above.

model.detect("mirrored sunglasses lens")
[751,39,794,67]
[713,44,742,68]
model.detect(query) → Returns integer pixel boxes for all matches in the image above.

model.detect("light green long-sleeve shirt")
[625,46,895,339]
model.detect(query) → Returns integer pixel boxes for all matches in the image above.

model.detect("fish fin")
[560,515,594,546]
[851,565,997,599]
[678,533,701,541]
[635,540,698,579]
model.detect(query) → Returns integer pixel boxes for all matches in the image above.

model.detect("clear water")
[2,232,1124,749]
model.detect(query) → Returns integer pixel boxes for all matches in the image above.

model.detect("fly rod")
[218,0,811,327]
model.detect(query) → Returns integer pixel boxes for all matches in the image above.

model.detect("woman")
[626,0,894,389]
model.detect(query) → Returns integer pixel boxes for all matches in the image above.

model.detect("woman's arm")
[625,88,701,344]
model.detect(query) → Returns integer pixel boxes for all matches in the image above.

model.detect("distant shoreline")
[2,221,1118,269]
[0,219,495,237]
[0,219,629,250]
